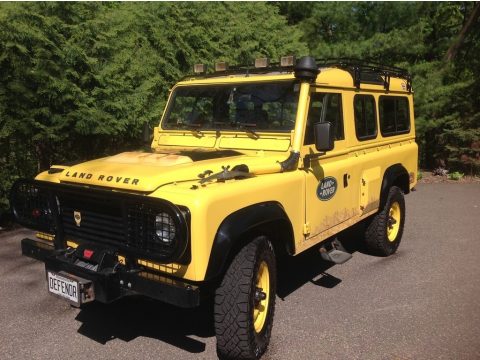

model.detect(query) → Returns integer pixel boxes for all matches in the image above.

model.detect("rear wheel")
[365,186,405,256]
[214,236,276,360]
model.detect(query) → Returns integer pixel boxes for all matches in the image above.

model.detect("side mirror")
[142,122,151,144]
[314,122,334,152]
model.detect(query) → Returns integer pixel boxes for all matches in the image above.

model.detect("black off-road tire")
[365,186,405,256]
[214,236,276,360]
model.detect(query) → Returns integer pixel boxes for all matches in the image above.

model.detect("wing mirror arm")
[304,122,334,168]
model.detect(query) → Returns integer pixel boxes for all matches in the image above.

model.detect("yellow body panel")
[35,66,418,283]
[147,170,305,281]
[218,136,291,152]
[157,133,217,148]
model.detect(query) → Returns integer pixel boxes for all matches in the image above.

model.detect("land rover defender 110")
[11,56,417,360]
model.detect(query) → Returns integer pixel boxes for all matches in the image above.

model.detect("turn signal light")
[36,232,55,241]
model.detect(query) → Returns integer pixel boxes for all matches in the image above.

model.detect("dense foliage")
[0,2,479,212]
[277,1,480,174]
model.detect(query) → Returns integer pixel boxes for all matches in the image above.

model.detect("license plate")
[47,271,80,305]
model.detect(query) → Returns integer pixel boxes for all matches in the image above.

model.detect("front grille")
[60,195,179,258]
[62,207,126,245]
[59,192,126,246]
[12,179,189,263]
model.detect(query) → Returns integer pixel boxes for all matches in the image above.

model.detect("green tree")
[0,2,307,212]
[280,1,480,173]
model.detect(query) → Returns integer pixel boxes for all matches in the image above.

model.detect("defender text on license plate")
[48,271,79,304]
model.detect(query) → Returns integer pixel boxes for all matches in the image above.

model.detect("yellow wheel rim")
[387,201,401,242]
[253,261,270,333]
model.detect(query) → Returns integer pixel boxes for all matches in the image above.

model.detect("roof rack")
[182,57,412,92]
[316,58,412,92]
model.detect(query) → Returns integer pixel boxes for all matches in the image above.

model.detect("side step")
[319,238,352,264]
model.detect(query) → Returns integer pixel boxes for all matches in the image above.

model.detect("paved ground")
[1,183,479,360]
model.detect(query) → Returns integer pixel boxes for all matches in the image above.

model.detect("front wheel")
[364,186,406,256]
[214,236,276,360]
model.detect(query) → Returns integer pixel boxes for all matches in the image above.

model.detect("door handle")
[343,173,349,188]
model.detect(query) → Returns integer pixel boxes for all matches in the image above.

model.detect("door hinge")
[303,222,311,235]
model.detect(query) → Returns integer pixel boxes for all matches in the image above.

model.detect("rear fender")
[380,164,410,209]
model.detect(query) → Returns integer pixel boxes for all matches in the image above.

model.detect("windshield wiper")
[236,122,259,138]
[213,121,229,129]
[174,122,204,135]
[182,123,202,129]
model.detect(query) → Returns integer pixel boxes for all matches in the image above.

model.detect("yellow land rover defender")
[11,56,417,359]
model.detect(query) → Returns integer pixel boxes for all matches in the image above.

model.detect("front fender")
[205,201,294,280]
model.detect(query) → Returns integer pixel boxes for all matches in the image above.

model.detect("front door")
[303,90,357,239]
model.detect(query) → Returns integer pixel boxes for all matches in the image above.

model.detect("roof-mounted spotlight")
[215,61,228,72]
[280,55,296,67]
[254,57,269,68]
[193,64,207,74]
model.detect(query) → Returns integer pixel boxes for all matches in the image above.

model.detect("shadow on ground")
[277,221,368,298]
[76,296,214,353]
[75,221,369,353]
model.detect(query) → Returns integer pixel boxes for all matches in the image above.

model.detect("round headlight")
[155,212,176,244]
[11,180,55,232]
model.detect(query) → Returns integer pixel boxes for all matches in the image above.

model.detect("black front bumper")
[21,238,200,308]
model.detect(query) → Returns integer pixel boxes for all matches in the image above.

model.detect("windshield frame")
[160,80,300,134]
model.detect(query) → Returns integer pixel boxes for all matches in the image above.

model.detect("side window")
[379,96,410,136]
[304,92,344,145]
[354,95,377,140]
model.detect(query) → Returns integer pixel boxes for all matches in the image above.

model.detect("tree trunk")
[445,3,480,61]
[35,142,51,172]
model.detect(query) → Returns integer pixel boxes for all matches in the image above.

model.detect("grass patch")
[448,171,464,181]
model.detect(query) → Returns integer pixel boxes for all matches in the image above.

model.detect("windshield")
[162,81,300,132]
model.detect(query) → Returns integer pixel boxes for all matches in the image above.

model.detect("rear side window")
[379,96,410,136]
[354,95,377,140]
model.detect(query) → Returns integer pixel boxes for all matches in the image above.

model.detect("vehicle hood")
[57,150,279,192]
